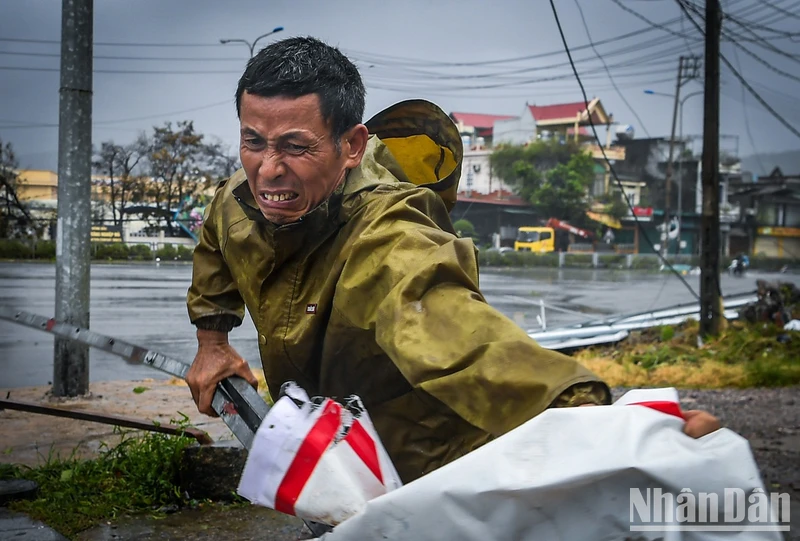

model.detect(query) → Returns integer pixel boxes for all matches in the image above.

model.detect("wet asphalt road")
[1,261,798,389]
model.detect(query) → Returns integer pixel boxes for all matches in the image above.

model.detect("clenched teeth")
[263,193,298,202]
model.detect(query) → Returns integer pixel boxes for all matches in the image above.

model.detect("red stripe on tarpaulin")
[275,400,342,516]
[630,400,685,420]
[344,420,383,484]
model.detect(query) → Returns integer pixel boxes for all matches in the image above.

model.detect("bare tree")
[92,138,145,227]
[204,137,241,183]
[147,121,206,235]
[0,138,36,238]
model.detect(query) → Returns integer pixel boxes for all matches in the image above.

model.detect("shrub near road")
[578,319,800,388]
[0,239,194,262]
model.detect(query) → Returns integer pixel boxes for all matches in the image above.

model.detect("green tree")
[453,219,476,238]
[491,141,594,226]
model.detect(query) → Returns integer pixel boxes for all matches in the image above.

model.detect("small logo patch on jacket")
[306,304,317,315]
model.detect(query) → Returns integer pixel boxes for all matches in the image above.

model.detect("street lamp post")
[220,26,284,57]
[644,88,703,254]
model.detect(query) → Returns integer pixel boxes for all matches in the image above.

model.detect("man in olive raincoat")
[186,37,719,483]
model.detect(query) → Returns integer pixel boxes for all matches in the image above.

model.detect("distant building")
[494,99,609,146]
[612,137,748,255]
[460,149,513,196]
[12,169,206,246]
[449,99,630,246]
[16,169,59,207]
[450,112,517,149]
[17,169,114,207]
[729,167,800,258]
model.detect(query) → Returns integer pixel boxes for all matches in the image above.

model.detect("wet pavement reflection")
[1,262,796,388]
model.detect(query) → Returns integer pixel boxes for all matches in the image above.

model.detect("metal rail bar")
[0,307,265,449]
[0,398,213,444]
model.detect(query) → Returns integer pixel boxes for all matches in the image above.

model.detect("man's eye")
[244,138,264,148]
[284,143,308,155]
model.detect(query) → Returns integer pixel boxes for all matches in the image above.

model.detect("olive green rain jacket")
[187,100,608,483]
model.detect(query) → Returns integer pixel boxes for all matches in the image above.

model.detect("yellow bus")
[514,226,555,253]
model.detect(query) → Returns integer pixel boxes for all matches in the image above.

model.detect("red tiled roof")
[529,101,602,124]
[450,112,517,129]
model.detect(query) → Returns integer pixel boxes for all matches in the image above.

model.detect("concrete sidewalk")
[0,378,243,466]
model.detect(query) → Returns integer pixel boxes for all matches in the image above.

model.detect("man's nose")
[258,150,285,181]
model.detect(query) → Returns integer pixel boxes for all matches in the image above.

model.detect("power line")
[677,0,800,140]
[760,0,800,19]
[724,36,800,83]
[346,13,707,68]
[0,37,224,47]
[0,50,247,62]
[357,36,684,82]
[365,76,676,99]
[723,10,800,40]
[0,28,681,67]
[717,9,800,63]
[730,46,767,174]
[610,0,701,42]
[0,35,687,87]
[574,0,652,137]
[549,0,704,303]
[0,99,232,129]
[0,66,242,74]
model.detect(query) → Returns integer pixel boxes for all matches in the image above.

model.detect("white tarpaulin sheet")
[316,388,783,541]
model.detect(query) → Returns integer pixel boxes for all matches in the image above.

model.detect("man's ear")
[342,124,369,169]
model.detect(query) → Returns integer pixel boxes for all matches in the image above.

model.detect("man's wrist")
[196,328,229,346]
[194,314,239,333]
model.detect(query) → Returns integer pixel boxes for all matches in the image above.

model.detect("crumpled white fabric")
[783,319,800,331]
[237,383,402,526]
[316,388,781,541]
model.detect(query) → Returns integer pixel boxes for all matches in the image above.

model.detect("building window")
[786,204,800,228]
[757,203,777,226]
[593,177,605,197]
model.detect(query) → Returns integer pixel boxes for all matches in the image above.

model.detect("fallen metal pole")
[0,398,213,445]
[0,307,268,449]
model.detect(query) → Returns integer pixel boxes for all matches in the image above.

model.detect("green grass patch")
[577,319,800,388]
[0,418,195,538]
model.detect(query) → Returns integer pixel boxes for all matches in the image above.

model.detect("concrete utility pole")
[662,55,701,258]
[53,0,93,397]
[699,0,722,337]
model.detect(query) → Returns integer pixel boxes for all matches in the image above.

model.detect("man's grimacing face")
[238,92,366,225]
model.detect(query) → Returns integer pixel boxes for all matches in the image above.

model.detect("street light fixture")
[644,88,703,253]
[220,26,284,57]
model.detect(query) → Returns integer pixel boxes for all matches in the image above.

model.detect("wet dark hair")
[235,36,366,146]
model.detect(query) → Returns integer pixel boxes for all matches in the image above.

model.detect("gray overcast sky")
[1,0,798,174]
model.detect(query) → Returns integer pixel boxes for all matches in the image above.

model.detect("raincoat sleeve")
[340,187,610,438]
[186,187,246,331]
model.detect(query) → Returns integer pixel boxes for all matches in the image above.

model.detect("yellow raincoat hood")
[364,99,462,211]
